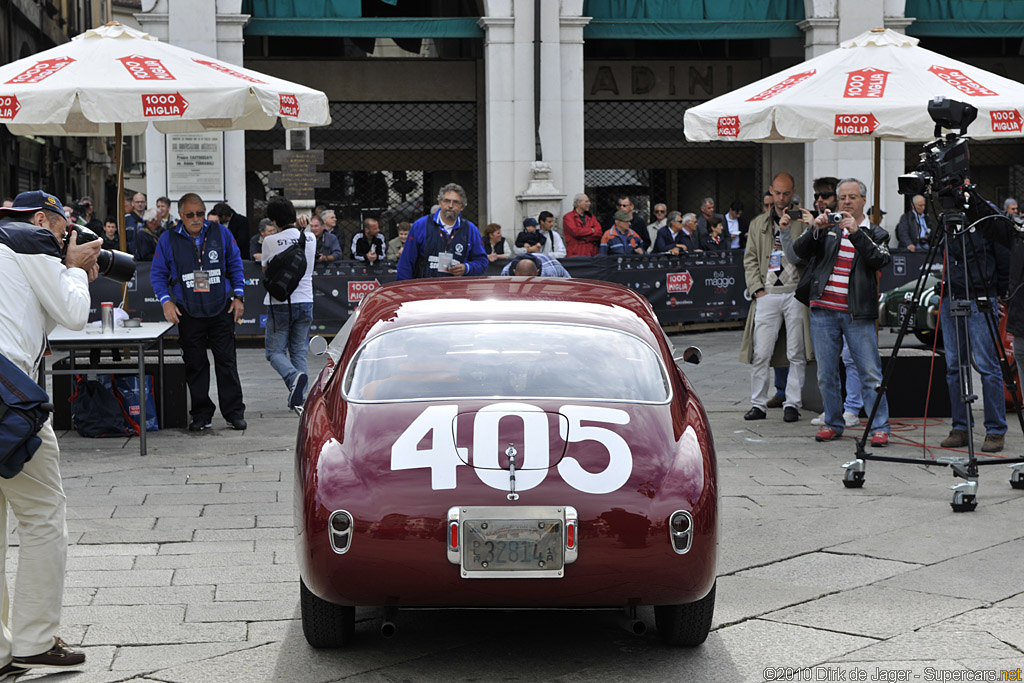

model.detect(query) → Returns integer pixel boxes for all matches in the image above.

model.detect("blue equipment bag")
[0,352,53,479]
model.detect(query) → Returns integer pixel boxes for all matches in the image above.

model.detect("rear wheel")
[300,578,355,648]
[654,581,716,646]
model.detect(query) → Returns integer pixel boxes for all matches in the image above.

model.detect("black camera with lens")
[824,212,842,224]
[64,224,136,283]
[898,97,976,210]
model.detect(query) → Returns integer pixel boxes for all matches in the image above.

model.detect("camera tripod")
[841,202,1024,511]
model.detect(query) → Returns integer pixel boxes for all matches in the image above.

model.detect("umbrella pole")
[115,122,128,306]
[872,137,882,226]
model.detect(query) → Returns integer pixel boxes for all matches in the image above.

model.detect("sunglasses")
[814,192,836,200]
[182,211,204,219]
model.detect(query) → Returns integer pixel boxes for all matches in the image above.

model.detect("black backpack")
[70,375,133,439]
[263,226,307,302]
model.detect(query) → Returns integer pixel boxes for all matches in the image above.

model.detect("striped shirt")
[813,228,855,312]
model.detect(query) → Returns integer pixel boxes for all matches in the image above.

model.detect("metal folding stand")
[841,207,1024,511]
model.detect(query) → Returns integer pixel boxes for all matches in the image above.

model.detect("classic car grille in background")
[584,100,764,224]
[246,101,478,241]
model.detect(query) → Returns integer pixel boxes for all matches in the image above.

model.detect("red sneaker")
[870,431,889,447]
[815,427,841,442]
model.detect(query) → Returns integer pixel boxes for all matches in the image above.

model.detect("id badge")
[437,251,453,273]
[768,250,783,273]
[193,270,211,293]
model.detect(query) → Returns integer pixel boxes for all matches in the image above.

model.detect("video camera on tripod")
[897,97,976,211]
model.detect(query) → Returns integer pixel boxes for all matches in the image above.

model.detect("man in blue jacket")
[396,183,488,280]
[151,193,247,432]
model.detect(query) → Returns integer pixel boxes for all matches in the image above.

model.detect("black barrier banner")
[89,250,930,335]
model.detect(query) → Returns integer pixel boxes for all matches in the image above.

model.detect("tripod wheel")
[842,470,865,488]
[951,491,977,512]
[1010,471,1024,490]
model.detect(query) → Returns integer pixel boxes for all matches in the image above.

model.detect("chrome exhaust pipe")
[380,620,397,638]
[618,615,647,636]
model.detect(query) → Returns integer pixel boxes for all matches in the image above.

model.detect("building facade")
[135,0,1024,243]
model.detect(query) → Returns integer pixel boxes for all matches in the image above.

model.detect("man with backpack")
[0,190,97,675]
[261,196,316,411]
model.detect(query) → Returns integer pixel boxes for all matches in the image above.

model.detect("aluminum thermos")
[101,302,114,334]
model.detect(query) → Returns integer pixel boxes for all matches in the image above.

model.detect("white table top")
[48,321,175,345]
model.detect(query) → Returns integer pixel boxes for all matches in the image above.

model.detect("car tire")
[300,578,355,648]
[654,581,716,647]
[914,329,942,349]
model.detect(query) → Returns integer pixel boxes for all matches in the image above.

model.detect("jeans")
[810,307,889,435]
[940,298,1006,435]
[773,366,788,399]
[842,340,863,414]
[265,301,314,390]
[750,292,806,410]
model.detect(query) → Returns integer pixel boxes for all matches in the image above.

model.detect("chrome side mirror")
[673,346,701,365]
[309,335,329,357]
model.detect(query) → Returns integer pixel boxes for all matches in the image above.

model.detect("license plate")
[448,506,576,579]
[463,519,563,572]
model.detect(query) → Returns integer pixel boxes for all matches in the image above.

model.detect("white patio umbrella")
[0,22,330,250]
[684,28,1024,219]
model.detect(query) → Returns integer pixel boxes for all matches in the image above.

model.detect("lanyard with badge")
[192,229,210,293]
[436,219,457,273]
[768,225,784,273]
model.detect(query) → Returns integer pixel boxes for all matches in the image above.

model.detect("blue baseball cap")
[523,217,538,227]
[0,190,66,219]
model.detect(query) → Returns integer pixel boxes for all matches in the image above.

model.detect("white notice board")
[166,132,225,201]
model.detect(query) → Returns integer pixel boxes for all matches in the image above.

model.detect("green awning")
[244,17,483,38]
[582,0,804,39]
[584,19,802,40]
[906,0,1024,37]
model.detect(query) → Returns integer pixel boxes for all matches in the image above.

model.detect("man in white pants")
[0,191,98,677]
[742,172,808,423]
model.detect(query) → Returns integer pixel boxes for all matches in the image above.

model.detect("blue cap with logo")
[523,217,538,227]
[0,190,66,219]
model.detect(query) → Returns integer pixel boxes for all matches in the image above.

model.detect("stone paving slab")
[7,332,1020,681]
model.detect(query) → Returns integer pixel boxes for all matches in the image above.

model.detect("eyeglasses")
[654,208,666,214]
[182,211,204,219]
[814,192,835,200]
[618,203,631,208]
[440,198,463,207]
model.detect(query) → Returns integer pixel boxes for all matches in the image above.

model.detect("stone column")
[558,7,589,224]
[477,11,518,228]
[137,0,249,212]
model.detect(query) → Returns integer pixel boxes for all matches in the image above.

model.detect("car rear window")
[343,322,670,403]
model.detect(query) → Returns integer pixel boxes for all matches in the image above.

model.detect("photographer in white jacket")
[0,190,98,677]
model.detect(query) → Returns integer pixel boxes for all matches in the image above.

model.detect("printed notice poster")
[166,132,224,201]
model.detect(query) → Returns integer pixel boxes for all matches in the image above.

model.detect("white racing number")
[390,403,632,493]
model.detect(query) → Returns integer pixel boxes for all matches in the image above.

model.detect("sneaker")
[843,411,860,428]
[766,395,785,409]
[783,406,800,422]
[940,429,969,448]
[188,418,213,432]
[229,418,247,431]
[982,433,1005,453]
[811,412,825,426]
[744,407,766,421]
[815,427,841,442]
[12,636,85,669]
[288,372,308,410]
[0,662,27,681]
[870,431,889,447]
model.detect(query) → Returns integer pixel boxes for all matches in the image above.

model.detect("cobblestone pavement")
[11,330,1023,682]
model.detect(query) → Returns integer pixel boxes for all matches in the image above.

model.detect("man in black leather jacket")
[792,178,891,446]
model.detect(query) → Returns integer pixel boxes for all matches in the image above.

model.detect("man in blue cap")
[151,192,247,432]
[0,190,95,675]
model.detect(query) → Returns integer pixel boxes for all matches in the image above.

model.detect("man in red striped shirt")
[792,178,891,446]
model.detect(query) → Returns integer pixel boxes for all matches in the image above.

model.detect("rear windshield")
[343,322,670,403]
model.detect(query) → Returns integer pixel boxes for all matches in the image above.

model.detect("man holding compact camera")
[793,178,891,446]
[741,172,810,424]
[0,190,95,675]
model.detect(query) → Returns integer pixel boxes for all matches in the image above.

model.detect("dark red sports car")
[295,278,717,647]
